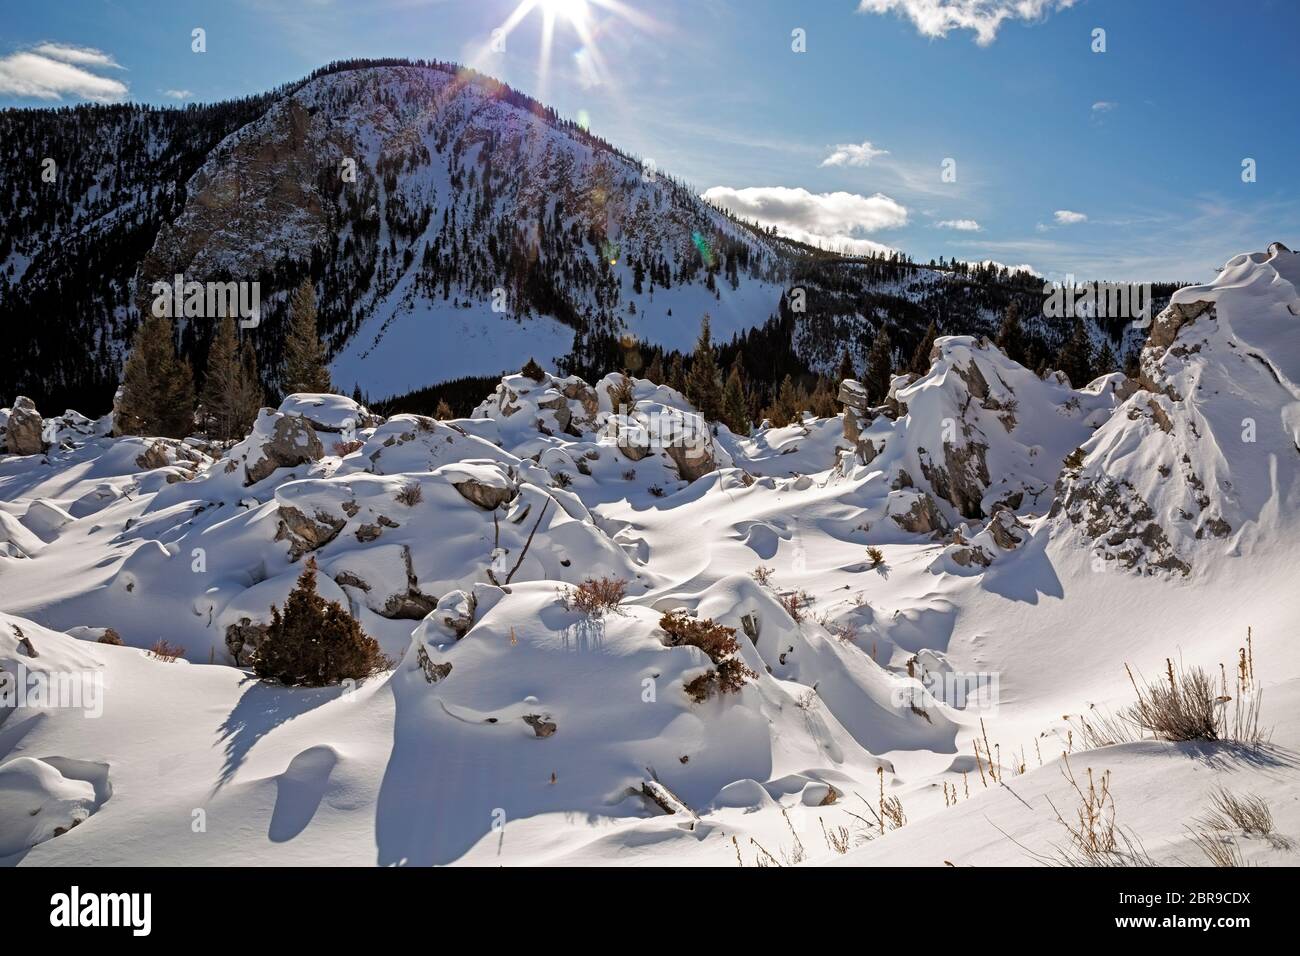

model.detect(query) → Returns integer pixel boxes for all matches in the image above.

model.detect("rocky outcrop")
[3,397,46,456]
[415,644,452,683]
[225,617,269,666]
[246,414,324,485]
[274,504,346,559]
[890,492,950,536]
[523,714,557,738]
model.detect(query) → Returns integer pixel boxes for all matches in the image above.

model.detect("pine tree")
[667,353,688,396]
[685,314,723,420]
[995,302,1026,366]
[837,347,858,383]
[1095,339,1118,375]
[283,280,332,395]
[722,358,750,435]
[116,312,195,438]
[909,320,938,375]
[200,316,262,441]
[772,374,803,427]
[864,327,894,405]
[252,559,391,686]
[644,352,665,385]
[1054,318,1095,387]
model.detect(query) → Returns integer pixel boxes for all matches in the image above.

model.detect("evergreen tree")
[772,374,803,427]
[1095,339,1118,375]
[995,302,1027,366]
[116,312,195,438]
[644,352,665,385]
[667,353,688,396]
[252,558,391,686]
[837,347,858,383]
[685,314,723,420]
[1054,318,1095,387]
[200,316,262,441]
[864,326,894,405]
[722,357,750,435]
[909,320,939,375]
[283,280,332,395]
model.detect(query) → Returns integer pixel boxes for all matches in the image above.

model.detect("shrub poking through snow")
[332,439,363,457]
[780,590,812,623]
[520,357,546,382]
[1122,659,1219,741]
[750,565,774,586]
[866,546,885,569]
[560,576,629,618]
[648,484,665,498]
[147,639,185,662]
[97,628,124,646]
[253,559,392,686]
[395,482,423,506]
[551,472,573,489]
[608,373,635,413]
[660,610,756,703]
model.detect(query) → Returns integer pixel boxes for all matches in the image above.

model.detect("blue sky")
[3,0,1297,281]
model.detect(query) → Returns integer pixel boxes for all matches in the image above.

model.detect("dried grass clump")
[395,482,423,506]
[866,546,885,568]
[1187,825,1245,867]
[148,639,186,662]
[1123,660,1219,741]
[1201,788,1274,837]
[97,628,124,646]
[661,610,756,703]
[561,576,629,618]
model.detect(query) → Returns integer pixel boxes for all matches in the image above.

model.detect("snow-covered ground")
[2,245,1298,867]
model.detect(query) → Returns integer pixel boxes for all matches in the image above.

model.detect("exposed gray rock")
[274,504,345,558]
[523,714,557,738]
[4,397,46,456]
[246,414,324,485]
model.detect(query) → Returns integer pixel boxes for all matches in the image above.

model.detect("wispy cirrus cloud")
[1053,209,1088,224]
[820,141,889,168]
[935,218,982,231]
[163,89,193,100]
[857,0,1076,46]
[0,43,127,102]
[1091,101,1117,113]
[702,185,907,255]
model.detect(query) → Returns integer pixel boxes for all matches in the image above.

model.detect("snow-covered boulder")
[0,757,96,855]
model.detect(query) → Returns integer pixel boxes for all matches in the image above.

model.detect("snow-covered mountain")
[2,242,1297,867]
[2,59,1153,416]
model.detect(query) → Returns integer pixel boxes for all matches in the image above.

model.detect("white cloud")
[1091,101,1117,113]
[702,185,908,257]
[820,141,889,168]
[164,89,194,100]
[857,0,1076,46]
[936,218,981,231]
[0,45,128,102]
[703,185,908,234]
[30,43,122,69]
[1054,209,1088,225]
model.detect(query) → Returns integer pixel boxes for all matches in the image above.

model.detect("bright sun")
[490,0,657,95]
[538,0,589,25]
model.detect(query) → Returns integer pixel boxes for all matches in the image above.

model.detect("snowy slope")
[2,244,1299,867]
